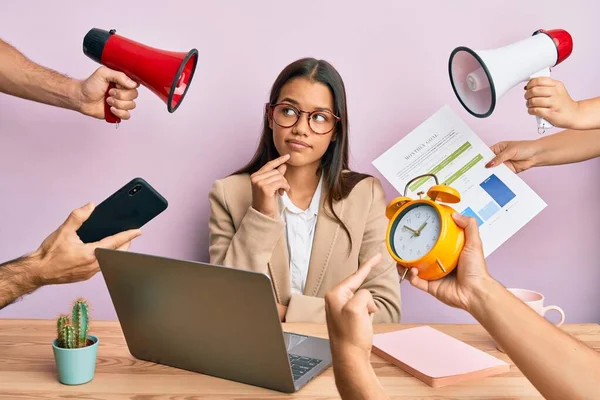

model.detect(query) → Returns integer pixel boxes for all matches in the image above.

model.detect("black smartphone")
[76,177,168,243]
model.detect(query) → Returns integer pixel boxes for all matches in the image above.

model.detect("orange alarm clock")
[386,173,465,282]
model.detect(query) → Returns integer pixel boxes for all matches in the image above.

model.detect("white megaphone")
[448,29,573,134]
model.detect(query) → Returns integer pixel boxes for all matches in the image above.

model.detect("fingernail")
[486,161,494,167]
[109,89,116,96]
[106,97,114,105]
[127,79,136,87]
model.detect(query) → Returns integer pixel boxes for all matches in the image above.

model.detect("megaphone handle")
[529,67,553,134]
[104,82,121,124]
[536,115,553,131]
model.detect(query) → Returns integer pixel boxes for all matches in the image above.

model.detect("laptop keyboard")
[288,353,322,381]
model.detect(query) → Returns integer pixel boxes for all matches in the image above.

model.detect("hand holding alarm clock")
[385,174,465,283]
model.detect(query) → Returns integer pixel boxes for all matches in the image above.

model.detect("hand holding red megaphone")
[83,28,198,125]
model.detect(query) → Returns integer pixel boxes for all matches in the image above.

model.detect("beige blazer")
[208,173,401,323]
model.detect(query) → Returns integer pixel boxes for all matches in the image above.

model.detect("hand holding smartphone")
[77,177,168,243]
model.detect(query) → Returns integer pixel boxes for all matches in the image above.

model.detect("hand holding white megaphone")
[527,68,554,133]
[448,28,574,135]
[524,75,583,132]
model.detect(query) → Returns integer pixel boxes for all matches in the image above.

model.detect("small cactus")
[56,314,69,348]
[62,325,76,349]
[72,299,90,348]
[55,298,92,349]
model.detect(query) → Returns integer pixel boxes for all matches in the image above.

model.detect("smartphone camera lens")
[129,184,142,196]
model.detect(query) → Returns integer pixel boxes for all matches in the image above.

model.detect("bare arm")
[488,128,600,173]
[0,254,44,309]
[533,128,600,166]
[333,352,388,400]
[325,253,389,400]
[525,77,600,130]
[469,277,600,400]
[0,38,139,120]
[0,203,142,311]
[0,38,81,112]
[406,213,600,400]
[573,97,600,130]
[492,77,600,172]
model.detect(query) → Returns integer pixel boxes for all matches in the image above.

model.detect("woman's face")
[269,78,337,168]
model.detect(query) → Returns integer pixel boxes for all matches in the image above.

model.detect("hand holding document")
[372,105,546,257]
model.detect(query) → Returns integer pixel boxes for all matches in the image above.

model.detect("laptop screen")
[284,333,309,353]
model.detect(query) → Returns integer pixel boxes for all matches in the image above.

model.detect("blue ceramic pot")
[52,335,99,385]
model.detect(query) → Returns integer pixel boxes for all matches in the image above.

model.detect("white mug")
[495,288,565,352]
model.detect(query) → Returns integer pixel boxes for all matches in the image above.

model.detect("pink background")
[1,1,598,323]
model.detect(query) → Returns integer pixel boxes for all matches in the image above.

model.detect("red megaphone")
[83,28,198,124]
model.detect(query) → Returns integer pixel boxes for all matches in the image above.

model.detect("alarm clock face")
[391,203,441,260]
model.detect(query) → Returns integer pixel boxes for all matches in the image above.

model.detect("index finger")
[525,77,555,89]
[256,154,291,174]
[325,253,380,312]
[339,253,381,293]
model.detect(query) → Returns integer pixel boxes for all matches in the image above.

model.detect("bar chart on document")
[372,105,547,257]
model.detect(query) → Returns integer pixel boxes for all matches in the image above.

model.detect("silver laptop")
[95,248,332,393]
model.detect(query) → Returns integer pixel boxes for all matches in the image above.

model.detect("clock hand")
[403,225,419,237]
[416,221,428,235]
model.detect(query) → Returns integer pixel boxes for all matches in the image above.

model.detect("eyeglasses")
[267,103,340,135]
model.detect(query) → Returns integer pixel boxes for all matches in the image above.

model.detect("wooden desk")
[0,320,598,399]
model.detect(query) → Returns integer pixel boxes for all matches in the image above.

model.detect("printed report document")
[372,105,546,257]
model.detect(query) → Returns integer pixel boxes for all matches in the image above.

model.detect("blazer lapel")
[304,187,343,296]
[268,199,291,305]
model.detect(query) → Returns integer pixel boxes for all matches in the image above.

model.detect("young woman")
[208,58,401,323]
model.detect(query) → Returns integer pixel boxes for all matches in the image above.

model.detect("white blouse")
[279,176,323,295]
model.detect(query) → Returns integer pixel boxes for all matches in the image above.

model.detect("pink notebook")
[372,326,510,388]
